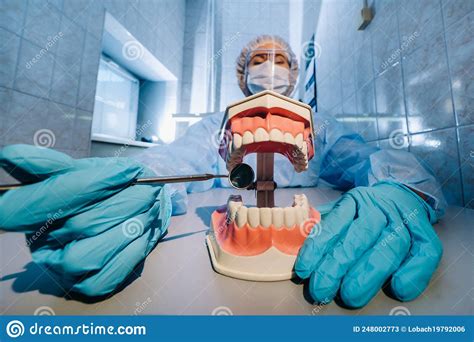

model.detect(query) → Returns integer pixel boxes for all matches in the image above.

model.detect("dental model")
[206,90,320,281]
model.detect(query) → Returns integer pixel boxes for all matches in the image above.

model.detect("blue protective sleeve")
[314,112,447,215]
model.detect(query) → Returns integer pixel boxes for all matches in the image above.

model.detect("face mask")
[246,61,291,95]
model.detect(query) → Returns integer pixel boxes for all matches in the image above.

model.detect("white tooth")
[233,133,242,149]
[293,194,309,208]
[242,131,254,145]
[293,194,310,220]
[248,207,260,228]
[227,200,242,223]
[292,194,302,206]
[254,127,269,142]
[302,141,308,156]
[260,208,272,228]
[269,129,284,142]
[295,133,304,149]
[236,206,248,228]
[284,207,296,227]
[272,208,284,229]
[228,140,233,154]
[284,132,295,144]
[295,207,304,225]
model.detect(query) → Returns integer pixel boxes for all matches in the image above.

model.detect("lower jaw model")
[206,91,320,281]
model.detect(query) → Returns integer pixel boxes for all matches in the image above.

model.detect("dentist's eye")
[249,54,267,66]
[274,55,289,67]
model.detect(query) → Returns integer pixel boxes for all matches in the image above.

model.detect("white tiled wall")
[312,0,473,207]
[217,0,292,110]
[0,0,186,159]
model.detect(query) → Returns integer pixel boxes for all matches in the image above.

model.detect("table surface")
[1,187,473,316]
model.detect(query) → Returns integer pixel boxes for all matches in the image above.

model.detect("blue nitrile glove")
[0,144,172,296]
[295,181,443,308]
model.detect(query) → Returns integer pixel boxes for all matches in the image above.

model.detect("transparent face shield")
[244,49,292,95]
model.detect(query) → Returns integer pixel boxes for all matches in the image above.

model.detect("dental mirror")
[229,163,255,190]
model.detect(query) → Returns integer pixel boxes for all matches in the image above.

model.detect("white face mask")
[246,61,291,95]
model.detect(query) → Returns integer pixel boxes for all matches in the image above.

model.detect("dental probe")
[0,174,227,191]
[0,164,257,192]
[135,173,228,185]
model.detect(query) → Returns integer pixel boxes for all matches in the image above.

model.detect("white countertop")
[1,187,472,315]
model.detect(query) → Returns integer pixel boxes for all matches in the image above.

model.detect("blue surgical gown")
[133,111,446,216]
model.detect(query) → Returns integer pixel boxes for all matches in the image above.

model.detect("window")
[92,56,139,140]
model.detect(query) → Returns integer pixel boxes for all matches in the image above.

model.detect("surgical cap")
[236,35,299,97]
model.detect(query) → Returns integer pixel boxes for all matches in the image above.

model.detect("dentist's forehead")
[253,41,285,50]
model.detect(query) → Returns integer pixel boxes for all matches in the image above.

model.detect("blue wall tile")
[0,28,20,88]
[14,38,55,98]
[4,90,49,145]
[318,68,342,112]
[77,33,101,112]
[402,33,454,133]
[356,81,378,141]
[55,15,85,64]
[0,87,12,146]
[398,0,444,55]
[339,57,356,102]
[441,0,474,29]
[338,24,355,66]
[457,125,473,208]
[73,109,93,149]
[22,1,61,51]
[84,5,105,39]
[62,0,93,29]
[410,128,463,205]
[354,37,374,90]
[445,10,474,126]
[342,92,357,115]
[46,101,75,150]
[371,2,400,75]
[0,0,27,35]
[50,60,81,107]
[375,63,407,138]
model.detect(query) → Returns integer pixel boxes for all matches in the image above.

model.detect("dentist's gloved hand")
[295,181,442,308]
[0,144,172,297]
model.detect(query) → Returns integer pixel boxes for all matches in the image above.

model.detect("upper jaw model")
[206,90,320,281]
[219,89,315,173]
